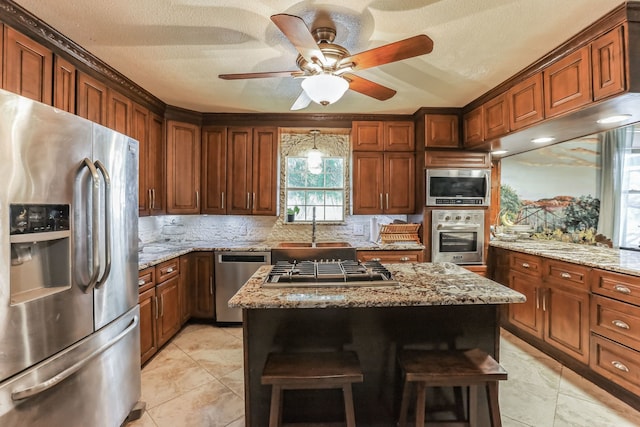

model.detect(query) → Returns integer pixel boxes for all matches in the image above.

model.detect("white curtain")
[597,127,634,247]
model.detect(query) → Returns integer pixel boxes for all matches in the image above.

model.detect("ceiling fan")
[219,13,434,110]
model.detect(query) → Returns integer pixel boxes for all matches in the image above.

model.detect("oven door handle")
[436,224,481,231]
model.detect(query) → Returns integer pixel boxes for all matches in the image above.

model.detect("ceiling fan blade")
[343,74,396,101]
[340,35,433,71]
[271,14,327,65]
[290,90,312,110]
[219,71,302,80]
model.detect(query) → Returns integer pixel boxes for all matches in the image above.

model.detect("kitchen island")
[229,262,525,426]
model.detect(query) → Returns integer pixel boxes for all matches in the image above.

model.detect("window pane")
[287,158,307,187]
[324,159,344,187]
[325,206,343,221]
[325,190,343,206]
[287,190,306,206]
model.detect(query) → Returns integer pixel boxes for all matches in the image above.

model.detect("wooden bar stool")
[397,348,507,427]
[261,351,364,427]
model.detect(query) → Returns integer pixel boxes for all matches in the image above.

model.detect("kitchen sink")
[276,241,352,248]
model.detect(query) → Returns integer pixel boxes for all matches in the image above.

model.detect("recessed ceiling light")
[491,150,508,155]
[531,137,555,143]
[596,114,632,124]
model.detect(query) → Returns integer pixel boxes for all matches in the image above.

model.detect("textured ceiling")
[14,0,624,114]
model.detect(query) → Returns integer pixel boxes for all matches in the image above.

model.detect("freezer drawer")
[0,305,141,427]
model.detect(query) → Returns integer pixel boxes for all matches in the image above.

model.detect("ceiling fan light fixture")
[301,74,349,106]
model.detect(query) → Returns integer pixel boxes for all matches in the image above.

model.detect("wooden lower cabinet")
[191,252,215,319]
[462,265,487,276]
[156,275,181,347]
[138,286,157,365]
[544,284,590,363]
[356,250,423,263]
[508,270,544,338]
[179,255,192,324]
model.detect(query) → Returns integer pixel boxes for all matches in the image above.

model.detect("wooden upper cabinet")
[352,151,384,214]
[251,127,278,215]
[54,56,76,113]
[462,106,483,147]
[592,25,625,101]
[352,121,384,151]
[3,26,53,105]
[383,121,414,151]
[107,88,132,136]
[543,46,592,118]
[483,93,509,139]
[425,150,490,169]
[147,113,165,215]
[201,127,228,215]
[425,114,459,148]
[384,152,415,213]
[132,103,150,215]
[0,24,3,87]
[227,127,253,215]
[508,73,544,131]
[77,71,107,125]
[166,120,201,214]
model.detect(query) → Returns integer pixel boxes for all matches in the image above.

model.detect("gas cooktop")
[262,260,399,288]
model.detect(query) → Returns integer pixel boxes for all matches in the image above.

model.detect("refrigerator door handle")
[11,315,139,401]
[81,158,101,293]
[95,160,112,288]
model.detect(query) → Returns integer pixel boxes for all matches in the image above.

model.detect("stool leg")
[268,385,282,427]
[342,384,357,427]
[486,382,502,427]
[415,382,426,427]
[398,380,411,427]
[468,385,478,427]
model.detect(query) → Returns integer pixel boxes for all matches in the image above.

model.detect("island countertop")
[228,262,525,309]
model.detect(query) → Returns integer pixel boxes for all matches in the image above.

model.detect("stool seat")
[398,348,507,427]
[262,351,363,427]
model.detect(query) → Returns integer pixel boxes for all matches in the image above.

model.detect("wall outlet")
[353,224,365,235]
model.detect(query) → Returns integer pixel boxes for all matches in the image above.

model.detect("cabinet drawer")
[510,252,542,277]
[591,334,640,396]
[591,269,640,306]
[156,258,180,283]
[543,259,589,290]
[591,295,640,351]
[357,250,423,263]
[138,267,155,293]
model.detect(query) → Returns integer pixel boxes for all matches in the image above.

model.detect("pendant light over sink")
[307,129,323,174]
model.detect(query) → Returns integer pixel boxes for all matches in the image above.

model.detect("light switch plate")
[353,224,364,235]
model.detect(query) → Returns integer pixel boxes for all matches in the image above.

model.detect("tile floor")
[128,323,640,427]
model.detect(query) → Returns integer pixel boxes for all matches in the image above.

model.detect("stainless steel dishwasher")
[214,251,271,322]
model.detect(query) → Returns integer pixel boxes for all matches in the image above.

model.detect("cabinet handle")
[614,284,632,295]
[166,267,174,273]
[221,192,225,210]
[372,257,381,262]
[195,191,199,208]
[154,296,159,319]
[542,290,547,312]
[611,360,630,372]
[247,192,250,210]
[138,279,145,286]
[160,294,164,317]
[379,193,383,210]
[152,188,156,209]
[386,193,389,210]
[521,262,530,269]
[560,272,571,279]
[535,288,539,310]
[612,320,630,330]
[400,256,410,262]
[253,192,256,211]
[210,277,213,295]
[148,188,153,209]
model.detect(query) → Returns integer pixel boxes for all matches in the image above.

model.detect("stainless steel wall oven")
[431,209,484,264]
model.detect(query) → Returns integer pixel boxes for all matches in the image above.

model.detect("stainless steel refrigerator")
[0,89,142,426]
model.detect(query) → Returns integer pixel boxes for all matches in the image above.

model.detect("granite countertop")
[138,240,425,270]
[490,239,640,277]
[228,262,525,309]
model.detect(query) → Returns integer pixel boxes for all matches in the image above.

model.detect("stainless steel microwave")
[425,168,491,206]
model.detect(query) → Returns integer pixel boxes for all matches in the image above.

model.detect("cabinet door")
[191,252,215,319]
[383,121,414,151]
[156,275,181,347]
[148,113,165,215]
[508,271,544,338]
[424,150,491,169]
[483,93,509,139]
[352,121,384,151]
[425,114,459,148]
[133,104,150,216]
[252,127,278,215]
[352,151,384,214]
[76,71,107,125]
[166,120,201,214]
[227,127,253,214]
[357,250,423,263]
[3,26,53,104]
[508,73,544,131]
[201,127,228,214]
[462,106,483,147]
[138,287,157,364]
[179,255,191,324]
[544,286,590,363]
[53,55,75,113]
[106,88,132,136]
[543,46,591,118]
[384,152,415,213]
[592,25,625,101]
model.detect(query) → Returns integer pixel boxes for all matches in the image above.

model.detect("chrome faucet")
[311,207,316,246]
